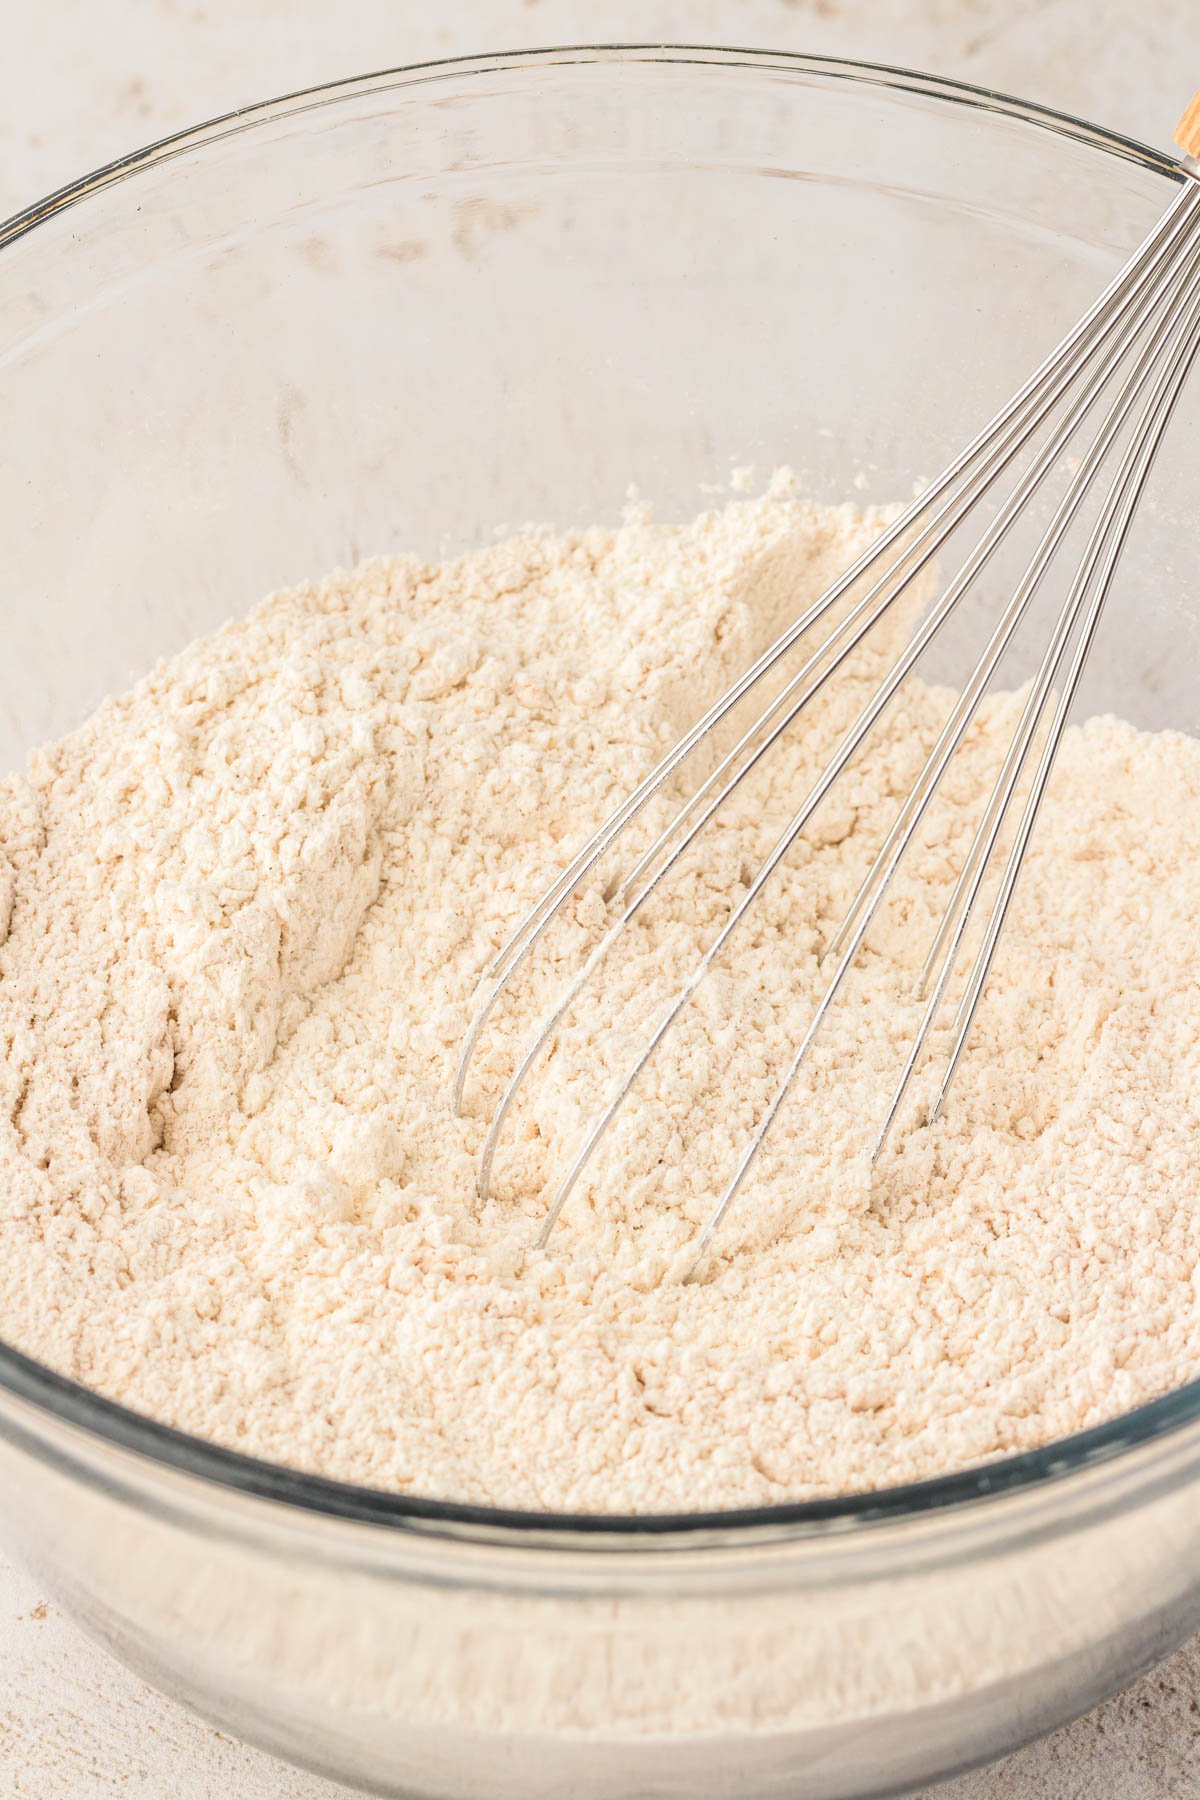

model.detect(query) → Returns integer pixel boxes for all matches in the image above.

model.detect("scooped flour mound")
[0,478,1197,1512]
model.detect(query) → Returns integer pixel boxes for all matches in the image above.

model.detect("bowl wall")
[1,1362,1199,1800]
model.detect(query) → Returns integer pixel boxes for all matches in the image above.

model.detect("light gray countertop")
[1,3,1197,1796]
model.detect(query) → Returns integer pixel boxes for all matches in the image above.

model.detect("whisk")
[456,93,1200,1267]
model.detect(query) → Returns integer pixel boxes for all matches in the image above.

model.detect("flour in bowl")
[0,478,1197,1512]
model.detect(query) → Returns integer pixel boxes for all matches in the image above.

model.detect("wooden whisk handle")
[1175,90,1200,159]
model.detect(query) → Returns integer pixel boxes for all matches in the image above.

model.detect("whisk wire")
[459,148,1200,1260]
[632,186,1200,926]
[693,248,1200,1258]
[826,223,1200,966]
[927,280,1200,1129]
[876,280,1200,1151]
[917,249,1200,1013]
[454,180,1200,1117]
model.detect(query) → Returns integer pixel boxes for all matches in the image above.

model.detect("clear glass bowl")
[0,46,1197,1800]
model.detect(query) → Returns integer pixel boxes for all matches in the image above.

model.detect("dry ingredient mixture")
[0,476,1197,1513]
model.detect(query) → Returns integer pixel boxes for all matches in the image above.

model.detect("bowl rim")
[0,40,1187,251]
[0,42,1197,1544]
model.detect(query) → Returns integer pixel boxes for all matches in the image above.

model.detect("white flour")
[0,478,1197,1513]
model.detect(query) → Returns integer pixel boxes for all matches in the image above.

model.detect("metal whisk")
[456,94,1200,1267]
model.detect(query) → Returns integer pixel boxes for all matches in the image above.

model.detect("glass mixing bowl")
[0,46,1197,1800]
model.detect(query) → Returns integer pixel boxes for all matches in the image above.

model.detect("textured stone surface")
[0,2,1196,1794]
